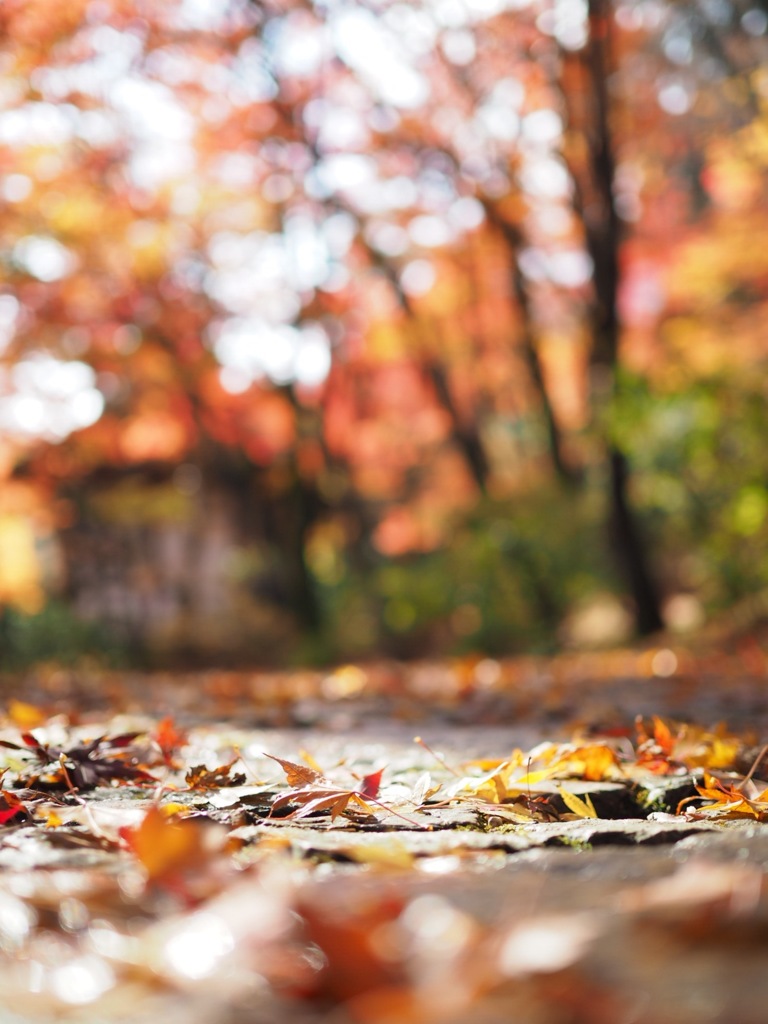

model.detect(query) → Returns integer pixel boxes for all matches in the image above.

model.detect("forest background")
[0,0,767,669]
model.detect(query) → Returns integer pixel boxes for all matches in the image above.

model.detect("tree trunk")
[608,449,664,634]
[280,472,323,633]
[426,359,491,492]
[571,0,665,634]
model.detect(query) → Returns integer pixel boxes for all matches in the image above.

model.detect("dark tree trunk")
[567,0,665,635]
[426,359,491,492]
[608,449,664,634]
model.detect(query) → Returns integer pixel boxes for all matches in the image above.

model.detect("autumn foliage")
[0,0,767,663]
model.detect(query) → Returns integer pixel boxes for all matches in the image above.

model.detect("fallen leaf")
[6,700,46,729]
[154,717,188,767]
[556,785,598,819]
[120,806,217,880]
[0,791,25,825]
[185,759,246,790]
[267,756,379,822]
[0,731,156,790]
[298,748,326,774]
[264,753,324,788]
[679,770,768,821]
[270,785,376,822]
[359,768,385,799]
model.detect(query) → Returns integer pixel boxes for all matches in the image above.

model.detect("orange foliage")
[120,410,192,463]
[0,0,766,609]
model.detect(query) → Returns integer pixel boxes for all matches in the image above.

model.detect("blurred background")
[0,0,767,668]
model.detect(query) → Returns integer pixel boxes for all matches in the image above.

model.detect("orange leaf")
[7,699,46,729]
[652,717,675,757]
[120,806,207,880]
[154,717,188,767]
[572,744,619,782]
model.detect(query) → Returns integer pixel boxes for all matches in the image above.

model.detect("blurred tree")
[0,0,767,659]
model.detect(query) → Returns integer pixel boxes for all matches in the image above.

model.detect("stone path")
[3,661,768,1022]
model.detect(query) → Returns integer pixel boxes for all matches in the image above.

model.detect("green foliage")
[612,368,768,609]
[556,837,593,851]
[311,485,613,662]
[0,602,128,671]
[89,481,194,526]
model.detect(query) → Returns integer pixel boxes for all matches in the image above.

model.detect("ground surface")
[2,650,768,1023]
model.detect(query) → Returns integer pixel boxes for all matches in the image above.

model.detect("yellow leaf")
[464,758,508,772]
[684,736,742,771]
[159,802,190,819]
[7,699,45,729]
[512,766,560,787]
[556,786,598,819]
[298,749,325,774]
[347,842,415,869]
[553,744,620,782]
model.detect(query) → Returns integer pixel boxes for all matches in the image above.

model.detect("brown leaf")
[264,753,324,787]
[1,732,156,791]
[185,759,246,790]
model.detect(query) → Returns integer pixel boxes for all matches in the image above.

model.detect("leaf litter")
[2,700,768,1022]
